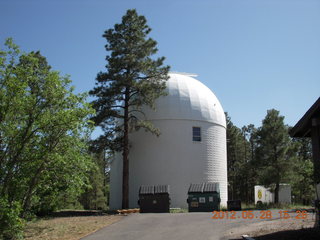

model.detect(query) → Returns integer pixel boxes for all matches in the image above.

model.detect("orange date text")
[211,210,308,220]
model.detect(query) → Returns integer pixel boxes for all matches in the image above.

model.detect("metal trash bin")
[138,185,170,213]
[187,183,220,212]
[227,200,242,211]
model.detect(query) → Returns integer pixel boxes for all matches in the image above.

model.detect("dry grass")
[23,215,123,240]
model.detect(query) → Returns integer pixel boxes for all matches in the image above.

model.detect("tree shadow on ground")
[229,228,320,240]
[254,228,320,240]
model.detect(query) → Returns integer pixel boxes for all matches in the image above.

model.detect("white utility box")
[255,184,291,204]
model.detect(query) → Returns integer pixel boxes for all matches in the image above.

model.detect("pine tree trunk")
[275,182,279,204]
[122,88,130,209]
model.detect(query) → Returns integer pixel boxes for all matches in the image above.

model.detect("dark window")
[193,127,201,142]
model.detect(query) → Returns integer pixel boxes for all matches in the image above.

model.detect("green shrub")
[0,198,24,240]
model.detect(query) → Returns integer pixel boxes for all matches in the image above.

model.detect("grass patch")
[23,213,122,240]
[170,208,188,213]
[240,203,313,210]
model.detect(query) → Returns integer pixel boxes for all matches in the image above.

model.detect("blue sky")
[1,0,319,133]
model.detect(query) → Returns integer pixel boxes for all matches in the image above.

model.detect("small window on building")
[192,127,201,142]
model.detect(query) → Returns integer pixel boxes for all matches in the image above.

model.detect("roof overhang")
[290,97,320,137]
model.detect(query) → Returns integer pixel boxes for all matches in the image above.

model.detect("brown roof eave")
[289,97,320,138]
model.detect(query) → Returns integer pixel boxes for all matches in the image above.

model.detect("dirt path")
[225,210,318,239]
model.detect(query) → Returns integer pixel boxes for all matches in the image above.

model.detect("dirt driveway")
[81,210,317,240]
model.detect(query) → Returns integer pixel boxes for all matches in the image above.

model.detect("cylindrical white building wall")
[109,73,227,209]
[109,152,122,210]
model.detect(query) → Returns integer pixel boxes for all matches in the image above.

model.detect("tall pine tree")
[90,9,170,209]
[256,109,294,203]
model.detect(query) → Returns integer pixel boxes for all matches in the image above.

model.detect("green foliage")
[255,109,295,203]
[290,138,314,205]
[0,38,94,234]
[90,9,170,208]
[0,198,24,240]
[227,110,314,206]
[226,113,257,203]
[90,9,170,151]
[79,151,108,210]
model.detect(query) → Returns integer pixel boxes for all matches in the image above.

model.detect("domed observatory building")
[109,72,227,209]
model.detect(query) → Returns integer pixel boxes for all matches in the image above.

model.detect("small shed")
[290,97,320,226]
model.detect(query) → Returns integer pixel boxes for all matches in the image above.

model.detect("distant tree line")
[226,110,314,205]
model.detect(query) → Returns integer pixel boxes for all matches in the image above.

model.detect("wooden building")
[290,97,320,227]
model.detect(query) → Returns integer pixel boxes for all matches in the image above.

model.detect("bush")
[255,201,269,210]
[0,198,24,240]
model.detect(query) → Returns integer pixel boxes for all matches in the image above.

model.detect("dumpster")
[187,182,220,212]
[138,185,170,213]
[227,200,242,211]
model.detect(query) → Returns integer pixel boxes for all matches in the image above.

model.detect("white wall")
[109,119,228,209]
[279,184,291,204]
[109,152,122,210]
[316,184,320,200]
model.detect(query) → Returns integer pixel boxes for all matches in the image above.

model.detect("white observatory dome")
[143,73,226,126]
[109,73,228,209]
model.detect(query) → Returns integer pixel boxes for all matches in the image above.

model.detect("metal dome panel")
[143,73,226,127]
